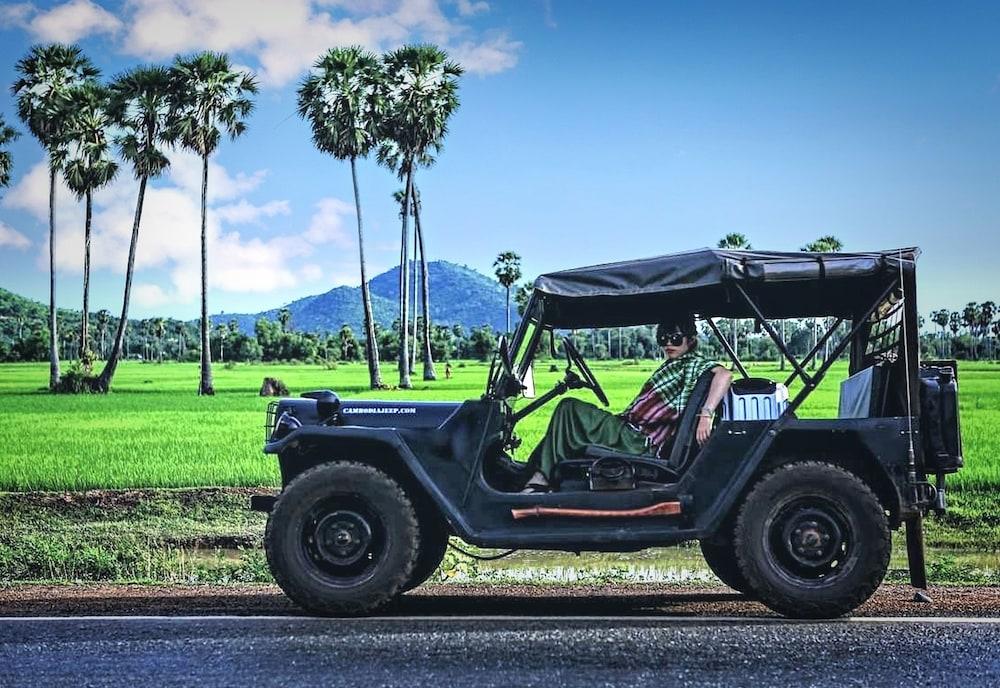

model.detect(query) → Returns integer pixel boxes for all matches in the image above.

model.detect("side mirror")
[521,363,536,399]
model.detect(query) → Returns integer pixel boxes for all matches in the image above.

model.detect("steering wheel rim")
[562,338,609,406]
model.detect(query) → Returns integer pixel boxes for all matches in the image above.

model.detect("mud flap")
[905,514,928,589]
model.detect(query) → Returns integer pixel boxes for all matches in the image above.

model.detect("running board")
[511,501,682,520]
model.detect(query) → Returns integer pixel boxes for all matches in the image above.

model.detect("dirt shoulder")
[1,583,997,618]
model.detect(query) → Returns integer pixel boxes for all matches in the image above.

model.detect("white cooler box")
[721,377,789,421]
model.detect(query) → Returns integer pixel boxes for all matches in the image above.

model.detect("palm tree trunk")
[350,158,382,389]
[397,167,413,389]
[505,286,511,335]
[413,189,435,380]
[96,174,143,392]
[410,200,419,371]
[80,189,93,372]
[199,154,214,395]
[48,166,60,390]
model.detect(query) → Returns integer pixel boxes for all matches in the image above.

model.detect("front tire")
[734,461,890,619]
[402,517,449,592]
[265,461,420,616]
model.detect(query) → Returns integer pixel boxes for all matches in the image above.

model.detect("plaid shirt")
[621,351,719,452]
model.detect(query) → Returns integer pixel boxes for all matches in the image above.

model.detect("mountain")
[213,260,513,335]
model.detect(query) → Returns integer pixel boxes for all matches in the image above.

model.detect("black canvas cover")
[532,247,918,328]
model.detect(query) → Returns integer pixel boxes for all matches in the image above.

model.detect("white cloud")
[3,158,359,304]
[215,199,291,225]
[303,197,354,245]
[452,34,520,75]
[3,0,122,42]
[453,0,488,17]
[0,221,31,250]
[167,151,268,202]
[134,283,169,306]
[115,0,517,86]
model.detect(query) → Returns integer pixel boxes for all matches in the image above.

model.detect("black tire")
[402,519,449,592]
[265,461,420,616]
[734,461,890,619]
[700,531,752,595]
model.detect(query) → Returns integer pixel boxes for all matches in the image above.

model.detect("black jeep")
[254,247,963,618]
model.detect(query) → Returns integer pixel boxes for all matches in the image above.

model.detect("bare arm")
[696,366,733,446]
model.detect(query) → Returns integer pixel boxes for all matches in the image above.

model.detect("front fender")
[264,424,482,540]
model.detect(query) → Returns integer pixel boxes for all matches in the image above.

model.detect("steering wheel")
[561,338,609,406]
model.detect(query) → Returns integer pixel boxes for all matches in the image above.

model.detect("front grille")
[265,401,279,441]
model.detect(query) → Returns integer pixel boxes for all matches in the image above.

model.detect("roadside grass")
[1,488,996,586]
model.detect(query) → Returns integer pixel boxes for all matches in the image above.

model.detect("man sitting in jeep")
[522,314,733,492]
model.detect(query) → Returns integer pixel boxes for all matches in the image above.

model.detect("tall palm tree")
[717,233,752,360]
[167,52,258,396]
[95,309,110,358]
[62,82,118,372]
[11,43,100,390]
[493,251,522,335]
[215,322,227,363]
[801,236,844,367]
[380,45,462,388]
[96,66,173,392]
[0,114,19,189]
[979,301,996,359]
[278,307,291,332]
[297,46,384,389]
[153,317,166,362]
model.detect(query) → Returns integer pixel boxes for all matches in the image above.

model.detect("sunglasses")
[658,333,687,347]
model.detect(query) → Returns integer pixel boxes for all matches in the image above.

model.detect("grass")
[1,359,997,491]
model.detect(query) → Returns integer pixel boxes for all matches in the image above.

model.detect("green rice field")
[0,359,997,492]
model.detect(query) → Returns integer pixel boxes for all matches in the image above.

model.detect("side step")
[511,500,682,520]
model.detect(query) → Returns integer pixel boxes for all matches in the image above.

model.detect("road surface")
[2,614,1000,687]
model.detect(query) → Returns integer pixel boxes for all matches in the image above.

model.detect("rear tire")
[700,528,751,595]
[734,461,890,619]
[265,461,420,616]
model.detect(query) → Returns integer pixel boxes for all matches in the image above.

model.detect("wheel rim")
[300,495,386,586]
[766,497,853,585]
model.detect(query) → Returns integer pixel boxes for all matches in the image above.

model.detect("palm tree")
[980,301,996,359]
[717,233,752,360]
[931,308,951,356]
[297,47,384,389]
[215,322,227,363]
[278,307,291,332]
[62,82,118,372]
[962,302,980,360]
[154,317,166,362]
[95,309,110,358]
[0,114,19,189]
[167,52,258,395]
[801,236,844,367]
[493,251,522,335]
[380,45,462,388]
[11,44,100,390]
[96,66,173,392]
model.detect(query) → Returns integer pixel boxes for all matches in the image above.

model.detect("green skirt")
[529,397,651,479]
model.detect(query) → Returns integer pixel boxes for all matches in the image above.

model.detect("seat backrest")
[838,364,886,418]
[663,368,717,471]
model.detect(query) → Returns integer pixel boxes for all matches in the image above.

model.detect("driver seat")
[555,369,717,487]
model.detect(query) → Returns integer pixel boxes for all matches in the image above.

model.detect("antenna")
[897,250,919,497]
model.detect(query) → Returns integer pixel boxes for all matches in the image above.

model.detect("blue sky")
[0,0,998,320]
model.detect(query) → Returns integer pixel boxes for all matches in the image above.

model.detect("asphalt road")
[2,615,999,687]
